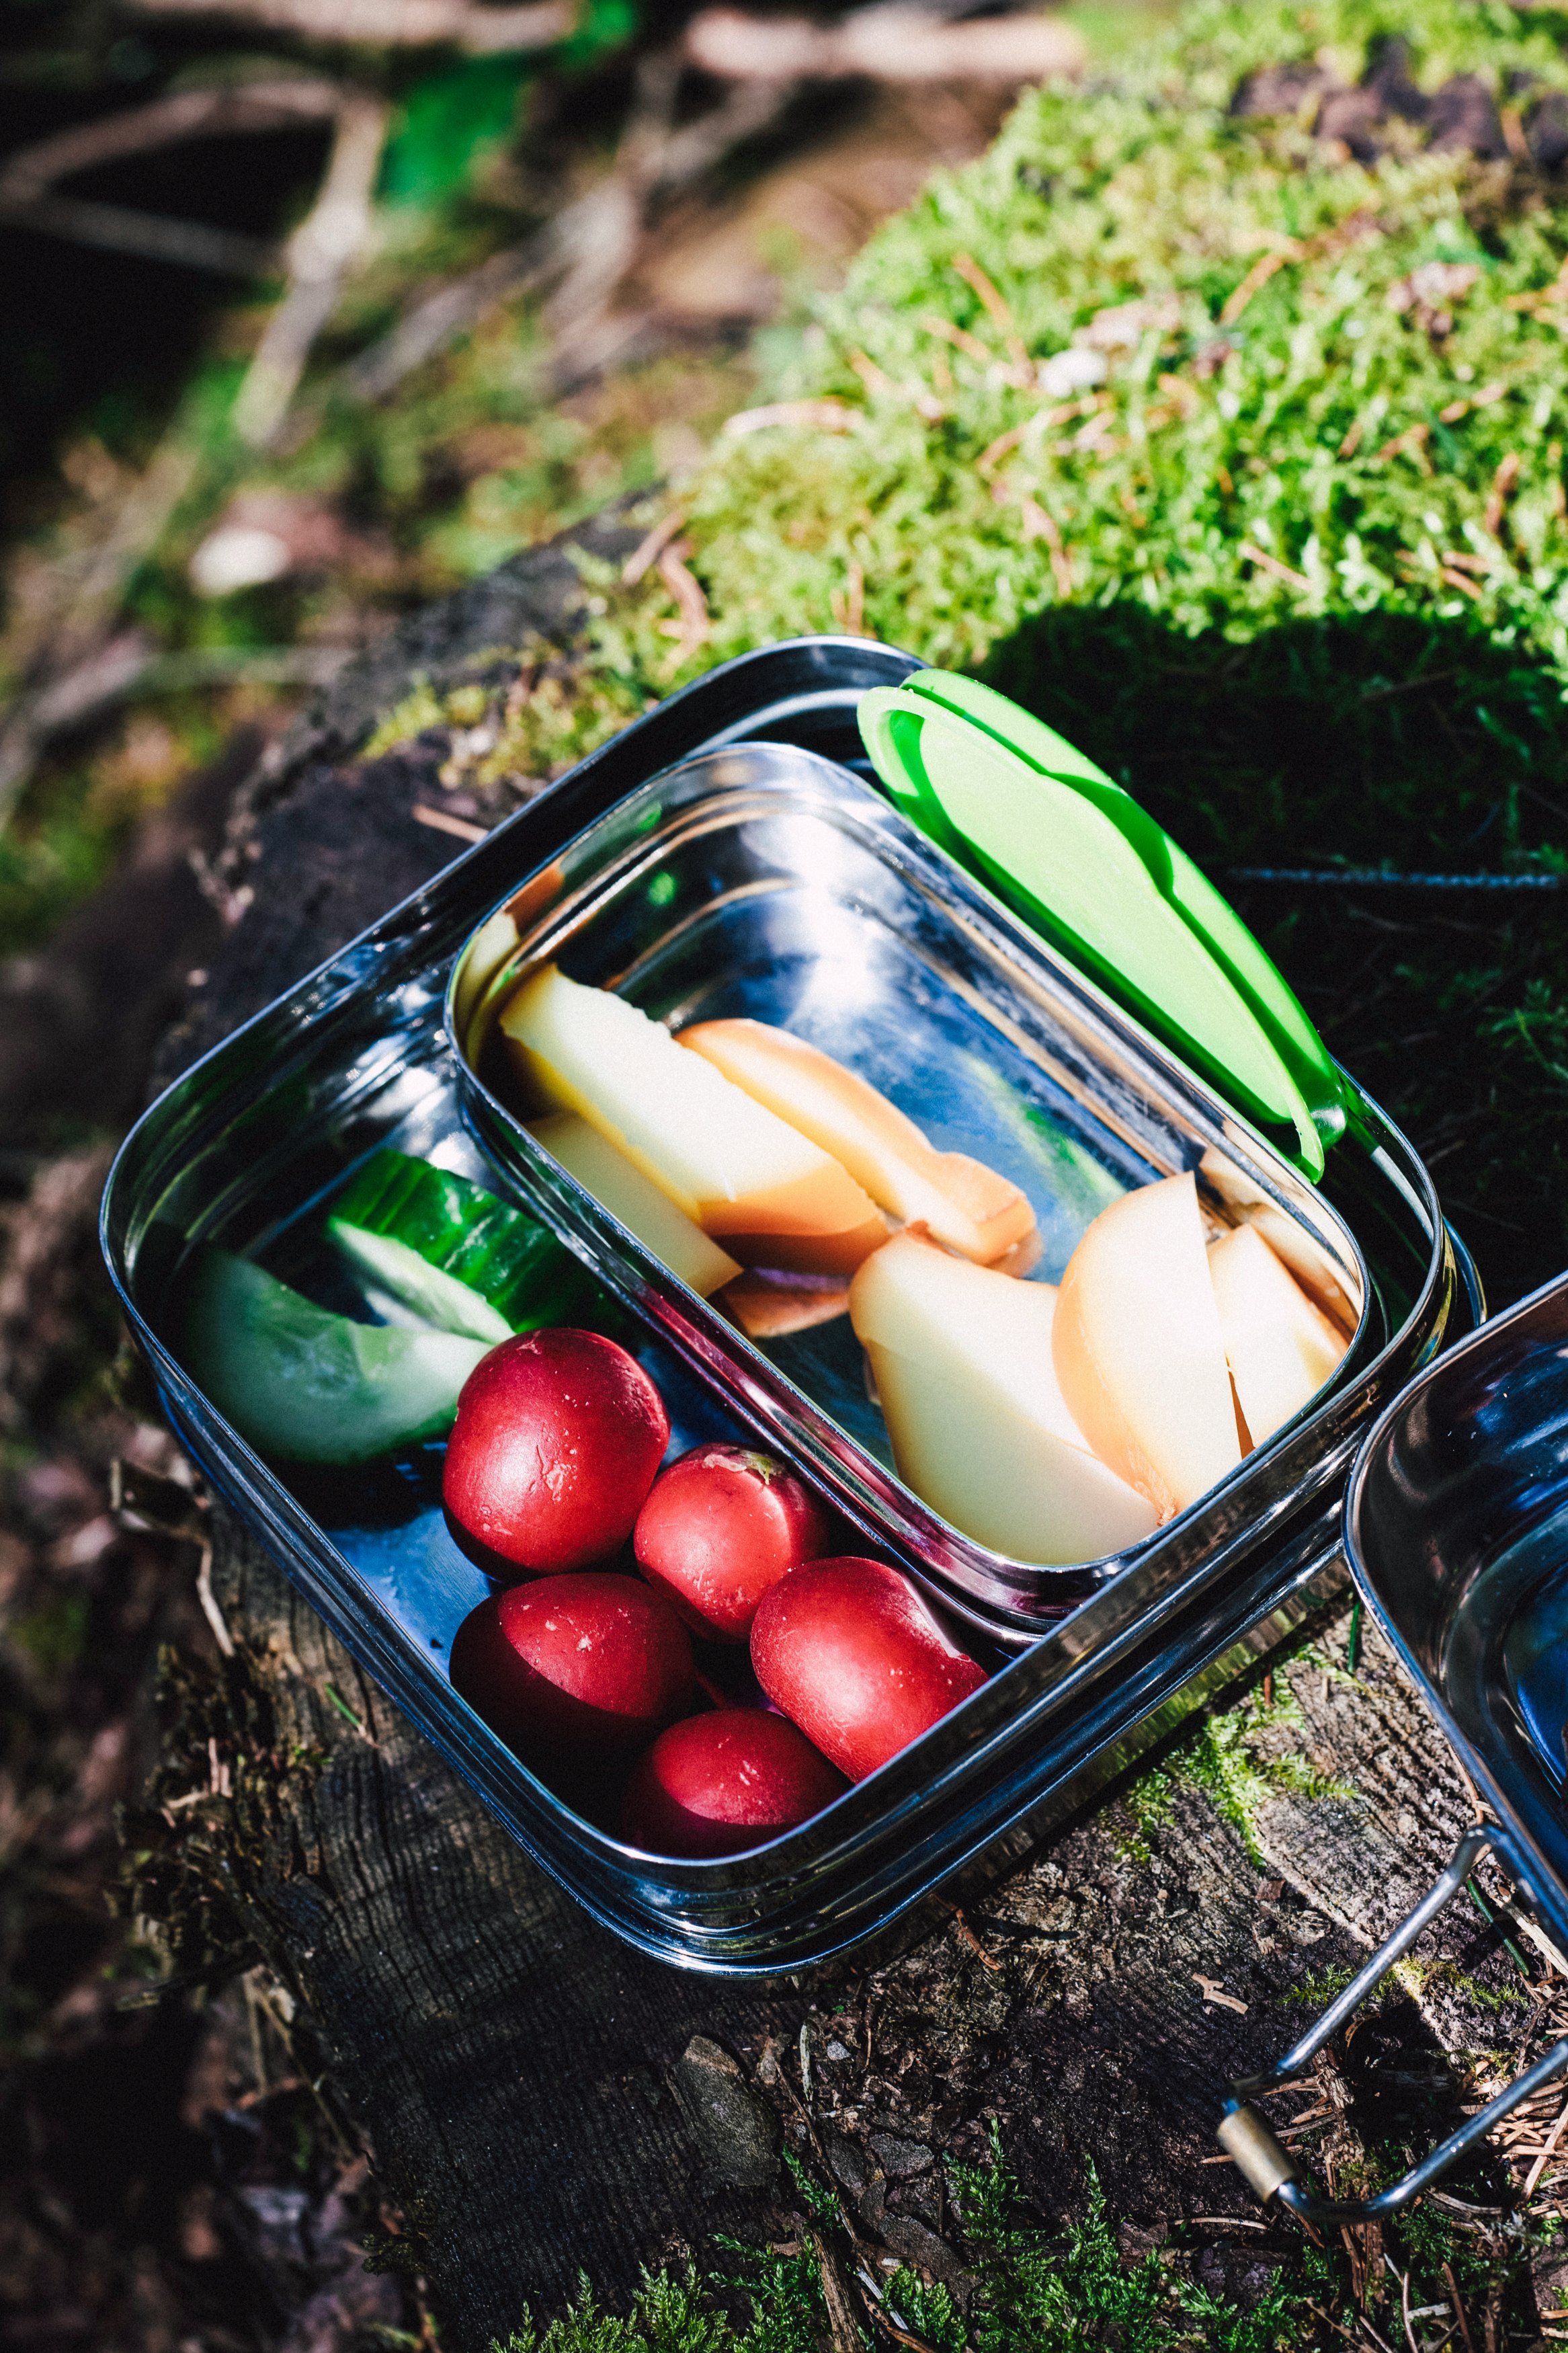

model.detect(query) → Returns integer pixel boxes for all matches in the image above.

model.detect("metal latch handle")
[1218,1824,1568,2225]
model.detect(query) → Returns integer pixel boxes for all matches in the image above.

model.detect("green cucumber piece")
[185,1250,489,1465]
[325,1148,597,1334]
[327,1224,513,1343]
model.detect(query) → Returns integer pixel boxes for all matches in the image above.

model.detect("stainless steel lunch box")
[100,637,1481,1975]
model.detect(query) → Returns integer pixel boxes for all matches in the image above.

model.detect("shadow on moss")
[981,604,1568,1310]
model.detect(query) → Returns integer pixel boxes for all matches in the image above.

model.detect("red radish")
[443,1328,669,1574]
[632,1445,833,1641]
[449,1572,692,1763]
[750,1556,987,1781]
[622,1708,847,1856]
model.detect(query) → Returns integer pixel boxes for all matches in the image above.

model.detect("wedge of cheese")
[452,864,567,1066]
[679,1016,1037,1267]
[1208,1220,1348,1447]
[527,1111,741,1298]
[1052,1171,1241,1521]
[850,1229,1155,1563]
[500,965,887,1274]
[720,1268,852,1339]
[1197,1146,1360,1334]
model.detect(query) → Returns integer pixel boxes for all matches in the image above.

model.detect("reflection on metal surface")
[1227,1271,1568,2220]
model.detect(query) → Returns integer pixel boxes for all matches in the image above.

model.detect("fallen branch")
[0,192,276,275]
[540,50,681,376]
[337,69,794,406]
[685,2,1085,85]
[233,89,390,446]
[118,0,575,50]
[0,78,341,276]
[0,80,342,200]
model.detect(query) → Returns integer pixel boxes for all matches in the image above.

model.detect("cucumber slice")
[325,1148,597,1335]
[327,1224,513,1344]
[185,1250,489,1464]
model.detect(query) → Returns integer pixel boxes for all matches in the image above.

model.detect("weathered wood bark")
[136,529,1558,2344]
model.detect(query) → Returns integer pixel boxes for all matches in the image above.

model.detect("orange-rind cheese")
[500,967,887,1276]
[678,1016,1036,1267]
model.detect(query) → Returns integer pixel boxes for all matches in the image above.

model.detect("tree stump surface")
[140,530,1544,2346]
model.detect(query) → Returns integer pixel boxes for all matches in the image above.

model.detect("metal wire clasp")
[1216,1823,1568,2225]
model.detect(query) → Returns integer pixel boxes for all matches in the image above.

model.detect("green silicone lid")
[890,671,1344,1145]
[858,675,1338,1179]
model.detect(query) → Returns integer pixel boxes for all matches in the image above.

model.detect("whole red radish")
[448,1572,692,1763]
[633,1444,832,1641]
[444,1328,668,1574]
[750,1556,987,1781]
[622,1708,846,1857]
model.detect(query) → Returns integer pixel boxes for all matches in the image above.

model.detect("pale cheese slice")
[849,1229,1155,1563]
[1052,1171,1241,1521]
[679,1016,1036,1267]
[499,965,886,1273]
[1208,1220,1348,1446]
[527,1111,741,1298]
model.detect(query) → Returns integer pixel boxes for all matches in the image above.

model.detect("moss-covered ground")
[481,2128,1538,2353]
[382,0,1568,1310]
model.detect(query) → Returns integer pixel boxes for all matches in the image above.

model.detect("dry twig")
[1021,497,1073,597]
[234,90,390,447]
[412,803,489,843]
[723,399,856,436]
[686,3,1085,85]
[0,78,340,274]
[120,0,574,49]
[339,69,794,406]
[620,510,688,585]
[0,79,340,201]
[1239,539,1313,590]
[0,432,206,825]
[1485,450,1523,537]
[813,2231,866,2353]
[655,539,711,672]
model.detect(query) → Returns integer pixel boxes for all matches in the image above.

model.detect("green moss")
[477,2124,1561,2352]
[1178,1673,1350,1864]
[1114,1761,1178,1863]
[364,675,448,758]
[579,0,1568,683]
[493,2140,1344,2352]
[1285,1961,1359,2006]
[1393,1954,1531,2011]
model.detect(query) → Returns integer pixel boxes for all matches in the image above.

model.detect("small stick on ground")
[233,91,389,449]
[811,2230,865,2353]
[196,1544,235,1659]
[1442,2262,1476,2353]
